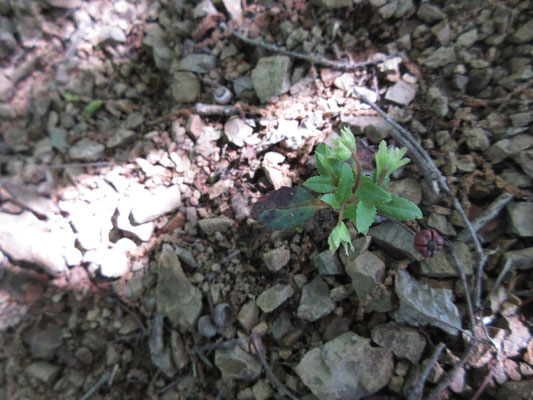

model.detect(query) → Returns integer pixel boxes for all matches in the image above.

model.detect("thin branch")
[483,256,513,309]
[457,192,514,241]
[79,370,111,400]
[352,87,487,312]
[427,343,476,400]
[250,333,300,400]
[228,24,403,71]
[448,243,476,332]
[406,342,446,400]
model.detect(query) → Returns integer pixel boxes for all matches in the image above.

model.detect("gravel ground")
[0,0,532,399]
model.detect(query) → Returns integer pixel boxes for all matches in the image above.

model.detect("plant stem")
[351,152,362,193]
[377,170,387,186]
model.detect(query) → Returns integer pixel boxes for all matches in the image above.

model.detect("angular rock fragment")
[371,322,426,363]
[297,277,335,321]
[252,56,291,103]
[256,284,294,313]
[295,332,393,400]
[156,244,202,332]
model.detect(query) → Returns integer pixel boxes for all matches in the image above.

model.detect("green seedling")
[84,99,104,119]
[252,127,422,255]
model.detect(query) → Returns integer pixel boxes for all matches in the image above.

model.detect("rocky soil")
[0,0,533,399]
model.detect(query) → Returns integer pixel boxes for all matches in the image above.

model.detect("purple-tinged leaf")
[251,187,320,229]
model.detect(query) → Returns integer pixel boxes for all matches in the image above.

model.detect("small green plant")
[251,127,422,254]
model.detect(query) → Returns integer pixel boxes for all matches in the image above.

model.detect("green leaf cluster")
[252,126,422,255]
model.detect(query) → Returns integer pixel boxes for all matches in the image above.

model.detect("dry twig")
[406,342,446,400]
[227,23,403,71]
[250,333,300,400]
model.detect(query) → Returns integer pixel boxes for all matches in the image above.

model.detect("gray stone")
[312,250,344,275]
[198,216,233,235]
[368,221,419,261]
[221,0,242,20]
[116,201,154,241]
[175,247,198,269]
[428,213,456,236]
[420,241,473,278]
[385,80,418,106]
[0,211,75,276]
[297,277,335,322]
[511,20,533,43]
[27,362,61,384]
[510,112,532,127]
[503,247,533,270]
[423,47,456,69]
[0,103,16,119]
[263,246,290,272]
[371,322,426,363]
[252,379,274,400]
[515,149,533,178]
[295,332,393,400]
[507,202,533,237]
[394,0,414,18]
[126,113,144,129]
[143,23,173,71]
[417,4,446,23]
[24,324,63,359]
[252,56,292,103]
[224,117,254,147]
[256,284,294,313]
[339,115,393,143]
[427,86,448,117]
[286,27,308,49]
[215,345,262,381]
[68,138,105,161]
[456,29,478,48]
[0,72,13,101]
[156,244,202,331]
[317,0,352,9]
[386,178,422,205]
[345,251,393,313]
[431,21,451,45]
[497,378,533,399]
[97,25,126,45]
[48,127,68,153]
[107,129,135,148]
[485,134,533,163]
[378,2,398,19]
[98,244,132,278]
[467,68,493,94]
[171,72,200,103]
[463,127,490,151]
[130,185,181,224]
[177,53,216,74]
[237,301,259,331]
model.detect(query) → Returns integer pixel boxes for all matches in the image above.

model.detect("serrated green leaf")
[251,187,320,229]
[340,126,356,153]
[328,230,340,253]
[375,194,422,220]
[329,221,354,255]
[355,201,376,235]
[344,203,357,220]
[336,163,354,203]
[331,142,352,161]
[315,144,328,176]
[328,156,344,179]
[355,181,392,203]
[320,193,340,210]
[303,176,336,193]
